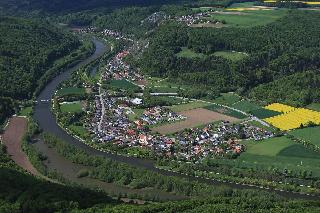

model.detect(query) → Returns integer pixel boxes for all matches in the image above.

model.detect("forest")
[137,10,320,106]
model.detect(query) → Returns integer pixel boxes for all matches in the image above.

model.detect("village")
[83,31,275,161]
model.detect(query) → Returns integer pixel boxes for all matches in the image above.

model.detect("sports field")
[289,126,320,147]
[152,108,239,134]
[56,87,86,96]
[60,102,83,113]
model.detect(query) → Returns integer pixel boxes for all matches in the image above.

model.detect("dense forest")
[0,17,79,99]
[138,10,320,106]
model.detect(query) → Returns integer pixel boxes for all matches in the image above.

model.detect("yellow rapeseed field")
[264,103,320,131]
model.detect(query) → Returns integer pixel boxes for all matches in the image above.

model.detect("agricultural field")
[211,93,241,106]
[245,120,276,132]
[250,108,281,119]
[60,102,83,113]
[289,126,320,147]
[176,47,206,58]
[204,104,247,119]
[238,136,320,176]
[232,100,261,112]
[213,51,248,61]
[307,103,320,112]
[169,100,211,112]
[152,108,239,134]
[210,9,287,27]
[264,103,320,130]
[108,79,141,91]
[56,87,86,96]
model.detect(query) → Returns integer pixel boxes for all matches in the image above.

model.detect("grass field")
[18,107,33,117]
[246,120,276,132]
[176,47,206,58]
[149,86,179,93]
[109,79,141,91]
[289,127,320,147]
[204,104,247,119]
[210,9,287,27]
[307,103,320,112]
[250,108,281,119]
[60,102,83,113]
[211,93,241,106]
[169,100,211,112]
[238,136,320,176]
[232,100,261,112]
[68,125,90,139]
[56,87,86,96]
[213,51,248,61]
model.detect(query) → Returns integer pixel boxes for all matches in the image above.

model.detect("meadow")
[289,127,320,147]
[210,93,241,106]
[169,100,210,112]
[109,79,141,91]
[307,103,320,112]
[56,87,86,96]
[213,51,248,61]
[176,47,206,58]
[18,106,33,117]
[232,100,261,112]
[204,104,247,119]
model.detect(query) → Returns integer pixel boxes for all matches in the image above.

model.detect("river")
[33,38,318,201]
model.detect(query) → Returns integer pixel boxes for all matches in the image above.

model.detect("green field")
[232,100,261,112]
[204,104,247,119]
[60,102,83,113]
[56,87,86,96]
[238,136,320,176]
[250,108,281,119]
[18,106,33,117]
[109,79,141,91]
[169,100,211,112]
[289,127,320,147]
[210,9,288,27]
[307,103,320,112]
[68,125,90,139]
[213,51,248,61]
[211,93,241,106]
[246,120,276,132]
[176,47,206,58]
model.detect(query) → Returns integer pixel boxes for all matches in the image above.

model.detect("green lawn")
[246,120,276,132]
[18,106,33,117]
[60,102,83,113]
[210,9,288,27]
[213,51,248,61]
[250,108,281,119]
[307,103,320,112]
[204,104,247,119]
[211,93,241,106]
[228,2,257,8]
[56,87,86,96]
[109,79,141,91]
[127,108,145,122]
[176,47,206,58]
[169,100,211,112]
[289,127,320,147]
[68,125,90,139]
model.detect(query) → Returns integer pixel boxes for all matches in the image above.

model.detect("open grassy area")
[176,47,206,58]
[169,100,211,112]
[210,9,287,27]
[213,51,248,61]
[307,103,320,112]
[18,106,33,117]
[289,126,320,147]
[56,87,86,96]
[68,125,90,139]
[246,120,276,132]
[250,108,282,119]
[204,104,247,119]
[109,79,141,91]
[211,93,241,106]
[60,102,83,113]
[238,136,320,176]
[232,100,260,112]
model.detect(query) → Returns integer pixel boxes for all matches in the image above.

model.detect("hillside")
[0,17,80,99]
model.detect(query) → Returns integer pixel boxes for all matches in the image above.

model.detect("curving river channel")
[33,38,318,200]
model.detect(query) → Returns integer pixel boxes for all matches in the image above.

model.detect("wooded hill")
[137,10,320,106]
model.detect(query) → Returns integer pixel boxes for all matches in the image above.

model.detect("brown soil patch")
[152,108,239,134]
[2,117,39,176]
